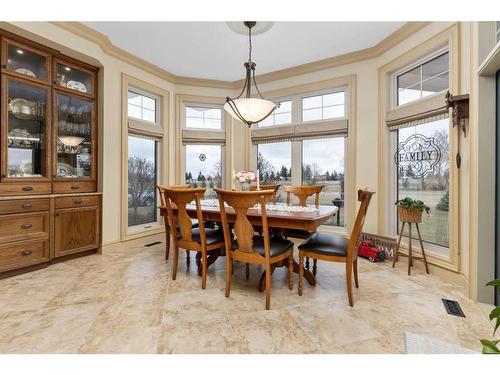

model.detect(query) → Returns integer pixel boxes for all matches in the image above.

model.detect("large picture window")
[127,136,158,227]
[185,144,222,199]
[396,118,450,252]
[302,138,345,226]
[257,142,292,203]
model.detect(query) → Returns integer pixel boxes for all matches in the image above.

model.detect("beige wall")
[1,21,484,298]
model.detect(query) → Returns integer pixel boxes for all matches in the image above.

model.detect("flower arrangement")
[395,197,430,223]
[234,170,257,184]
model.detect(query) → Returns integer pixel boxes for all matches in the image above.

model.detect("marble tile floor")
[0,234,494,354]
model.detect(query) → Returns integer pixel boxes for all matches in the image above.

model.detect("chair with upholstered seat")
[282,185,324,239]
[164,187,225,289]
[297,188,375,306]
[157,184,199,264]
[215,188,294,310]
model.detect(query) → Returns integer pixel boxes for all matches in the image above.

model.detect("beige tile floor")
[0,234,494,354]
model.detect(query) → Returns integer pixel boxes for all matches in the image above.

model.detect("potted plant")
[395,197,431,223]
[480,279,500,354]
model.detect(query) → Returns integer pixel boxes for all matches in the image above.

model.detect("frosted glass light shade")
[59,136,84,147]
[224,98,277,125]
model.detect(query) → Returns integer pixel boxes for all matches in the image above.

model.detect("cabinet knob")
[22,203,33,209]
[71,185,80,190]
[74,199,83,204]
[21,223,33,229]
[21,250,32,257]
[22,186,33,191]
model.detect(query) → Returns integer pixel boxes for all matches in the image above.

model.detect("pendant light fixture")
[224,21,279,127]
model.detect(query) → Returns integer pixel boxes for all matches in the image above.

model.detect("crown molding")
[50,21,430,89]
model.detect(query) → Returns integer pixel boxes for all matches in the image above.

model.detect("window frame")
[184,103,225,131]
[258,99,293,128]
[300,88,347,123]
[127,86,161,127]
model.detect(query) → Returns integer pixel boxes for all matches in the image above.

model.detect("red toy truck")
[357,240,385,262]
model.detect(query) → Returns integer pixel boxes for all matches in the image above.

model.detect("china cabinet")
[0,29,101,277]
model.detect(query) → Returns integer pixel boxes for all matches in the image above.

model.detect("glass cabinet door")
[55,61,94,96]
[3,78,50,179]
[55,93,93,179]
[2,39,50,83]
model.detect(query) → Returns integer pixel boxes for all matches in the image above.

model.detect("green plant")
[395,197,431,214]
[436,192,449,212]
[481,279,500,354]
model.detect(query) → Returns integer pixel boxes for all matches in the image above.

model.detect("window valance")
[182,129,226,144]
[127,119,164,138]
[386,90,449,131]
[251,119,348,144]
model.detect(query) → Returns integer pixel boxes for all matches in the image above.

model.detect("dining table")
[159,200,338,288]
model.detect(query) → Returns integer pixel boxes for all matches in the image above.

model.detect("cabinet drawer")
[55,195,100,209]
[53,181,96,194]
[0,198,50,215]
[0,182,51,196]
[0,212,49,243]
[0,239,49,272]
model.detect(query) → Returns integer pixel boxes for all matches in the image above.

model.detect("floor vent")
[442,299,466,317]
[144,241,162,247]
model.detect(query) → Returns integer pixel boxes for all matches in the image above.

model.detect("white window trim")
[388,48,452,257]
[183,102,225,133]
[128,86,162,127]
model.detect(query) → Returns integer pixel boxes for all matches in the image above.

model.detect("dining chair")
[164,187,225,289]
[215,188,294,310]
[250,184,280,204]
[157,184,199,263]
[297,188,375,306]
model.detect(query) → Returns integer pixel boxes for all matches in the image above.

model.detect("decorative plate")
[57,162,74,177]
[66,80,87,93]
[15,68,36,78]
[8,98,34,118]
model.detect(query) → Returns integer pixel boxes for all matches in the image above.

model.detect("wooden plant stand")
[392,207,429,275]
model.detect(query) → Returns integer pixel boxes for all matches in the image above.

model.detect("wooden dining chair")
[164,187,225,289]
[157,184,199,263]
[250,184,280,204]
[297,188,375,306]
[215,188,294,310]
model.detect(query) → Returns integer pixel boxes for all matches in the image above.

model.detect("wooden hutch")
[0,29,101,277]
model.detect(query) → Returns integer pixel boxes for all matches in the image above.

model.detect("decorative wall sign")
[198,153,206,162]
[395,134,442,179]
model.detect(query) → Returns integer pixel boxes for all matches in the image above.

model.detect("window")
[185,144,222,199]
[395,118,450,252]
[302,138,345,226]
[497,21,500,43]
[397,52,449,106]
[302,91,345,122]
[257,142,292,203]
[128,89,158,123]
[185,106,222,130]
[127,136,158,227]
[258,100,292,127]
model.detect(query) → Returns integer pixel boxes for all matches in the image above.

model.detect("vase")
[240,182,251,191]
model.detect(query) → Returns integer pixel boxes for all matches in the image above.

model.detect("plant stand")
[392,209,430,276]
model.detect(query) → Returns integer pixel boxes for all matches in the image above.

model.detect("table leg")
[197,249,224,276]
[257,257,316,292]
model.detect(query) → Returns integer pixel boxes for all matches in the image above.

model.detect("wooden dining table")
[159,202,337,287]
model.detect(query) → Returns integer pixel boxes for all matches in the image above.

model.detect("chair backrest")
[348,188,376,259]
[215,188,275,259]
[164,187,206,249]
[283,185,324,207]
[157,184,189,207]
[249,184,280,204]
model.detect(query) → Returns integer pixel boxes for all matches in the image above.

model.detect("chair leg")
[298,252,304,296]
[353,258,359,288]
[201,250,207,289]
[225,254,232,298]
[346,261,353,307]
[186,250,190,269]
[288,253,293,290]
[245,263,250,281]
[165,224,170,261]
[172,244,179,280]
[305,257,310,270]
[265,264,272,310]
[312,259,317,276]
[393,222,405,268]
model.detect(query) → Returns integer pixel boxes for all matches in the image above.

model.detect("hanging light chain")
[248,24,252,62]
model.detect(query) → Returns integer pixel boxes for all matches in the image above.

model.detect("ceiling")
[84,22,405,81]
